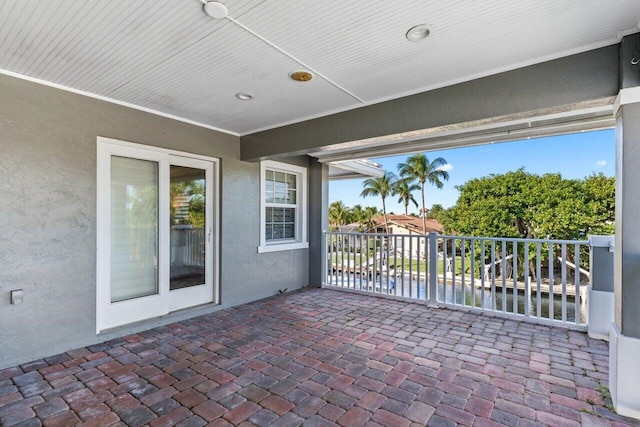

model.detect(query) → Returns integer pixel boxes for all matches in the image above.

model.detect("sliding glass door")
[97,138,218,332]
[168,156,215,312]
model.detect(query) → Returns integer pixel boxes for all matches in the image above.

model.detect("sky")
[329,129,615,214]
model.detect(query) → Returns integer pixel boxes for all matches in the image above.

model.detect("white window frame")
[258,160,308,253]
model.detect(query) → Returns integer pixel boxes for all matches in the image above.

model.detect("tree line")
[441,169,614,240]
[360,154,450,233]
[333,156,615,242]
[328,203,381,232]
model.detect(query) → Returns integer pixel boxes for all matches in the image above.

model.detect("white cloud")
[596,160,607,167]
[438,164,454,172]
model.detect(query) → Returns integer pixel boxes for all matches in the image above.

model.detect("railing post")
[322,230,328,287]
[587,235,615,340]
[428,232,438,306]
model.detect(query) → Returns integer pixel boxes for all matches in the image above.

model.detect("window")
[259,160,308,253]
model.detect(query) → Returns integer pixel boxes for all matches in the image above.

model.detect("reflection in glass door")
[170,166,206,290]
[167,156,215,312]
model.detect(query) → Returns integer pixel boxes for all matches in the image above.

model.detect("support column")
[610,78,640,418]
[308,157,329,287]
[587,235,614,340]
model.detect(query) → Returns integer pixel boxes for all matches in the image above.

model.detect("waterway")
[327,273,586,324]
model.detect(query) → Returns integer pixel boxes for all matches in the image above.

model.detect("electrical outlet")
[10,289,23,305]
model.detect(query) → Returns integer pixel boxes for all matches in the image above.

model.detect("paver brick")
[149,398,180,416]
[222,401,260,424]
[192,400,226,421]
[371,408,411,427]
[0,289,636,427]
[337,406,371,426]
[118,405,157,427]
[318,403,346,421]
[106,392,140,414]
[148,406,191,427]
[404,401,435,423]
[260,394,295,415]
[42,409,81,427]
[0,367,24,381]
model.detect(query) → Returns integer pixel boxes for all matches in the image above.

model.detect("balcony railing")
[324,231,590,328]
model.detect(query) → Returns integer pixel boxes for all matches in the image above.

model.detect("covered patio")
[1,289,637,427]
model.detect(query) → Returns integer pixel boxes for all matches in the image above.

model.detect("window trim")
[258,160,308,253]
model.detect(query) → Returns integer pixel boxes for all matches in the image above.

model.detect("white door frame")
[96,137,220,333]
[167,155,216,312]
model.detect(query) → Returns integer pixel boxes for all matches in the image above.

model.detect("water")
[327,273,587,324]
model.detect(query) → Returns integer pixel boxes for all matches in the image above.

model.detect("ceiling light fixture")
[406,24,430,42]
[289,70,313,82]
[199,1,364,103]
[235,92,253,100]
[203,1,228,19]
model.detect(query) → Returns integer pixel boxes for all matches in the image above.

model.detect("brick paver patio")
[1,288,639,427]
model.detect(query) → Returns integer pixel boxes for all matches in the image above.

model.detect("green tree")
[170,179,205,227]
[329,201,350,231]
[445,169,614,240]
[398,154,450,234]
[393,178,420,215]
[361,172,396,233]
[443,169,615,278]
[428,203,446,222]
[351,204,380,232]
[362,206,381,231]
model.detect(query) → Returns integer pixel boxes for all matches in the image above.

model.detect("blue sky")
[329,129,615,213]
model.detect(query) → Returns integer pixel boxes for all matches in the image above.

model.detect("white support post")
[587,235,615,340]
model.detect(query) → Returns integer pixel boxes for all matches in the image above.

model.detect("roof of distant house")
[372,214,443,234]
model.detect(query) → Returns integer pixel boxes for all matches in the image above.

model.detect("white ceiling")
[1,0,639,135]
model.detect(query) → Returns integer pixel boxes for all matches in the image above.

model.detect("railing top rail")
[324,230,588,245]
[325,231,410,238]
[438,235,589,245]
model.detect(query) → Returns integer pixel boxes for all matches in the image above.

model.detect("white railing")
[324,231,590,328]
[171,227,206,268]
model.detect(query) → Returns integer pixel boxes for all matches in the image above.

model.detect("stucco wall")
[0,73,309,369]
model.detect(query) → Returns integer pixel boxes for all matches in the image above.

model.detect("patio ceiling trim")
[240,45,619,161]
[327,159,384,180]
[310,98,615,162]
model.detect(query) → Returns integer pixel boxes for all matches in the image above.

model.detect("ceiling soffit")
[0,0,638,134]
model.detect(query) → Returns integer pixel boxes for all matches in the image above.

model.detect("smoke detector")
[204,2,228,19]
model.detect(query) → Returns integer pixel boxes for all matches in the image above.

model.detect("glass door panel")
[110,156,159,302]
[167,156,215,312]
[170,166,206,290]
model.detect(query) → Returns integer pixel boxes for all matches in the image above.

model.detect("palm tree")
[393,178,420,215]
[350,205,366,232]
[429,203,445,222]
[362,206,380,231]
[361,172,396,233]
[329,201,350,231]
[398,154,450,233]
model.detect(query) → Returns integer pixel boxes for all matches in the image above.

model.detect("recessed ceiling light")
[406,24,430,42]
[235,92,253,100]
[203,1,228,19]
[289,70,313,82]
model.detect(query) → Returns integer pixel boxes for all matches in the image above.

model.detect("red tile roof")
[372,214,443,233]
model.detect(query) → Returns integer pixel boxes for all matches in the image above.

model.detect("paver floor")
[1,288,639,427]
